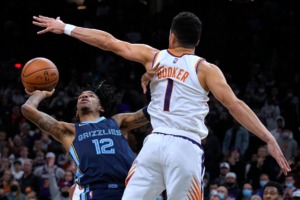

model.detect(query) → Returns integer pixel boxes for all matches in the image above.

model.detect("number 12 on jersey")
[92,138,115,154]
[163,79,174,111]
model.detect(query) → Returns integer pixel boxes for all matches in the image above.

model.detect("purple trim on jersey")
[151,52,159,68]
[153,132,203,150]
[167,49,194,57]
[195,58,206,74]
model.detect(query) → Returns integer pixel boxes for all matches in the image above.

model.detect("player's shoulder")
[198,59,220,72]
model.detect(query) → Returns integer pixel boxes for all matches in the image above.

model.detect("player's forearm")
[24,92,46,108]
[227,100,275,143]
[70,27,116,51]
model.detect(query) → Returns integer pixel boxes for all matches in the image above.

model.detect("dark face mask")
[61,191,69,198]
[11,185,18,192]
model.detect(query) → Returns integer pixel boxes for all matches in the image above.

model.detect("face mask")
[10,185,18,192]
[61,192,69,198]
[260,181,267,187]
[217,192,225,200]
[285,182,294,188]
[243,189,252,197]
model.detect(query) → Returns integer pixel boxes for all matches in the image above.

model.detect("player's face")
[77,91,101,113]
[263,186,282,200]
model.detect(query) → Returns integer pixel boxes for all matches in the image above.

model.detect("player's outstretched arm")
[200,62,291,175]
[21,90,75,150]
[32,15,157,68]
[112,107,150,137]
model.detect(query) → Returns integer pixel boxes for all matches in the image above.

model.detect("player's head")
[170,12,202,48]
[76,81,123,119]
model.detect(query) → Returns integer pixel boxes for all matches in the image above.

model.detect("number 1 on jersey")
[92,138,115,154]
[163,79,174,111]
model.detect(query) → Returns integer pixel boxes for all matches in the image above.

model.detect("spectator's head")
[275,116,285,129]
[250,195,262,200]
[225,172,237,187]
[220,162,230,175]
[284,174,295,188]
[23,159,33,174]
[263,181,283,200]
[19,146,29,158]
[257,146,267,158]
[59,181,72,198]
[216,186,228,200]
[292,189,300,200]
[10,181,21,195]
[229,147,240,159]
[259,173,270,188]
[0,131,7,141]
[0,186,5,198]
[46,152,56,167]
[242,183,253,198]
[13,160,22,172]
[26,190,37,200]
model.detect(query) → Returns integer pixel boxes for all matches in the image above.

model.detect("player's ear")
[98,106,105,113]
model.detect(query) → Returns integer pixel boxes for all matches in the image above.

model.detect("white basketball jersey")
[148,49,209,139]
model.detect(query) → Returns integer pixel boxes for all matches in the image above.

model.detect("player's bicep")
[111,41,158,67]
[206,65,238,107]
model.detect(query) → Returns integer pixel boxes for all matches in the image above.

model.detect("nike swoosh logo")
[78,124,87,126]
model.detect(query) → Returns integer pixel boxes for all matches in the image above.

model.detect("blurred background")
[0,0,300,199]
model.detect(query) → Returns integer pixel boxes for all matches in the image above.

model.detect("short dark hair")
[170,12,202,48]
[77,81,123,118]
[263,181,283,196]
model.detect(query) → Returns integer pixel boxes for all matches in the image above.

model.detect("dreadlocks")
[77,81,123,118]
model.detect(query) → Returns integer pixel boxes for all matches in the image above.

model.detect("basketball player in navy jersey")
[33,12,290,200]
[21,82,150,200]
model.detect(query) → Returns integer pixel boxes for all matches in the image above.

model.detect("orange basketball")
[21,57,59,92]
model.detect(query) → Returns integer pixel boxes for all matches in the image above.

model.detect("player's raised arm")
[112,107,150,138]
[199,61,291,175]
[21,90,75,150]
[32,15,157,68]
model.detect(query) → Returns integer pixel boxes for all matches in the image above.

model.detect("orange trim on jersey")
[125,163,136,186]
[152,52,160,68]
[187,176,202,200]
[167,49,194,57]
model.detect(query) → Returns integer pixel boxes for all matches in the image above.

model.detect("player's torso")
[69,117,135,186]
[148,49,210,138]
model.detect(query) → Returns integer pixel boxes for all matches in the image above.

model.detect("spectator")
[271,116,293,141]
[254,173,270,198]
[277,129,298,160]
[224,172,240,200]
[49,172,71,200]
[222,120,249,157]
[33,152,65,200]
[10,160,23,182]
[283,174,297,200]
[226,147,246,185]
[19,160,39,195]
[0,170,13,193]
[241,183,253,200]
[0,185,8,200]
[5,181,25,200]
[214,162,231,186]
[250,195,262,200]
[263,181,283,200]
[216,186,229,200]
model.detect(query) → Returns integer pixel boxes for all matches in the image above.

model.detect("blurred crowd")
[0,0,299,199]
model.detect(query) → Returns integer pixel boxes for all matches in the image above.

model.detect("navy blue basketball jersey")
[69,117,135,187]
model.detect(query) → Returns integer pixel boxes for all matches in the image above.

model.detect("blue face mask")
[260,181,267,187]
[217,192,225,200]
[243,189,252,197]
[285,182,294,188]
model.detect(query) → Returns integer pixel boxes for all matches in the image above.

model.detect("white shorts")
[70,184,84,200]
[122,130,205,200]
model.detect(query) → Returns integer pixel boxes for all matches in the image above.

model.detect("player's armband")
[142,106,150,121]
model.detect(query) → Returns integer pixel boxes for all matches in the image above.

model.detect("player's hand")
[141,62,163,94]
[267,138,291,175]
[33,15,65,34]
[25,89,55,98]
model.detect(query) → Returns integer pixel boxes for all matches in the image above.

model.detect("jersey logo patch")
[173,58,178,64]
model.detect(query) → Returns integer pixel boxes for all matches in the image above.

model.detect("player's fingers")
[37,29,48,34]
[141,82,147,94]
[32,21,47,27]
[56,16,60,20]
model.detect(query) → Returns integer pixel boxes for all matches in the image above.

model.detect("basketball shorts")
[122,130,205,200]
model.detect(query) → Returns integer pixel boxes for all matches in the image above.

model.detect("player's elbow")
[21,104,33,118]
[226,99,245,115]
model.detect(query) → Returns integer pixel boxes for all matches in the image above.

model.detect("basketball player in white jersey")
[32,12,290,200]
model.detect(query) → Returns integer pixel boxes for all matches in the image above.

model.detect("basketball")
[21,57,59,92]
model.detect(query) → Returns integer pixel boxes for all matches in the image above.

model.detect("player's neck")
[170,47,195,54]
[79,114,101,122]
